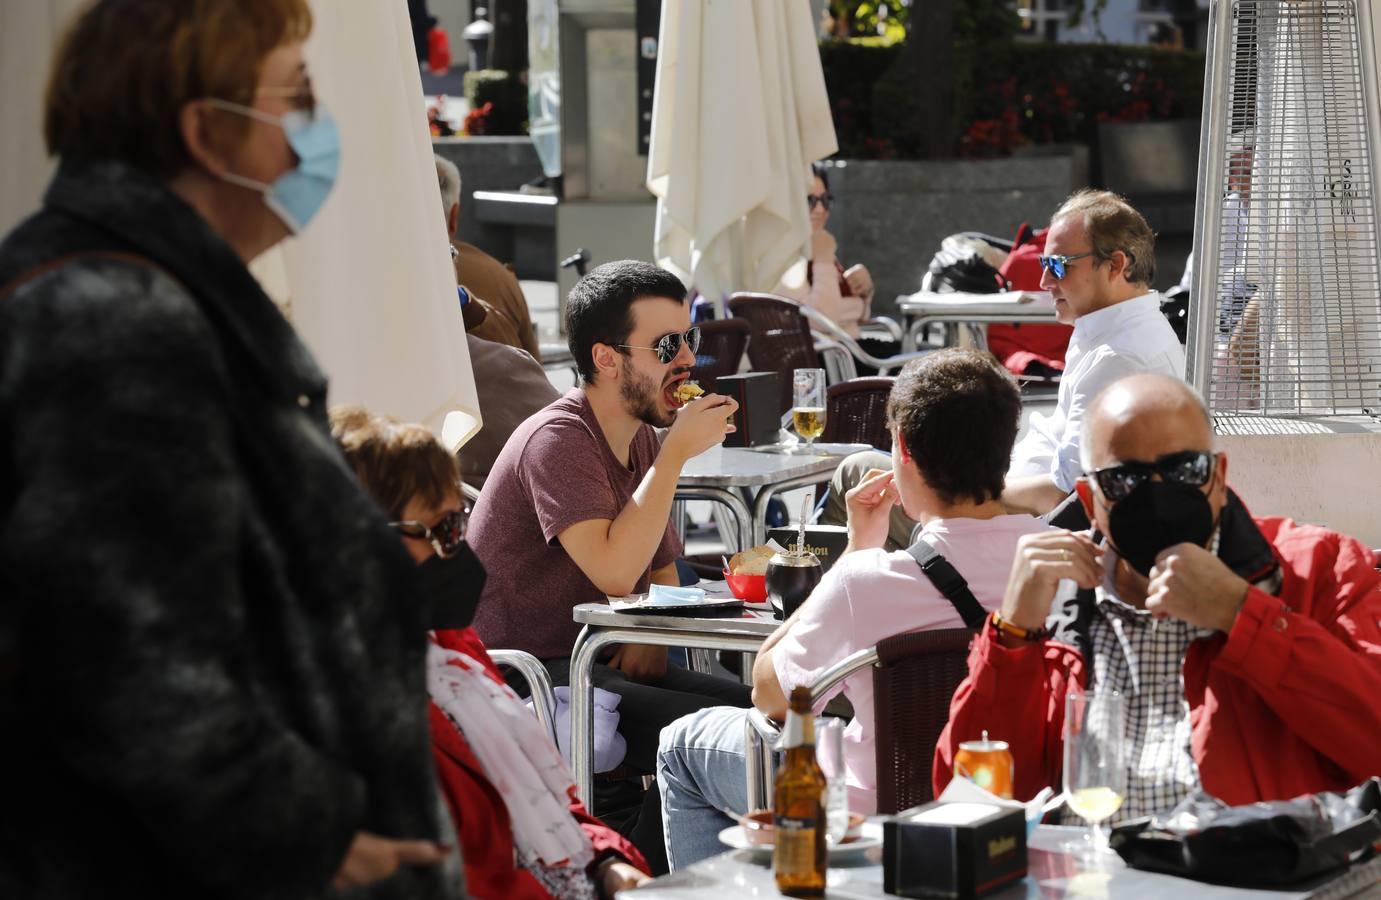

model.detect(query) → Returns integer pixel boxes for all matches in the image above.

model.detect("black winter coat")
[0,160,458,900]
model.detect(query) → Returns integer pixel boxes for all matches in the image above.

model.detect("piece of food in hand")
[728,545,775,576]
[671,381,705,404]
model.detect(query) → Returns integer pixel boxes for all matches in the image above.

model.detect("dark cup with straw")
[766,496,823,620]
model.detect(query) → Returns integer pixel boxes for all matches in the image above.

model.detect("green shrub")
[819,40,1205,159]
[462,69,527,136]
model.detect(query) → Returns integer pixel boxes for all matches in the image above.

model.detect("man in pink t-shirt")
[656,349,1055,869]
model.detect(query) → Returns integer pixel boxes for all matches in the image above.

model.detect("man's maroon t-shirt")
[468,389,682,659]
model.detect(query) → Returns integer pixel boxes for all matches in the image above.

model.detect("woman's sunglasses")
[390,507,468,559]
[1090,450,1216,503]
[806,192,835,211]
[617,326,702,365]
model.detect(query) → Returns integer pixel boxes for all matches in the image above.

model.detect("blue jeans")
[657,705,752,870]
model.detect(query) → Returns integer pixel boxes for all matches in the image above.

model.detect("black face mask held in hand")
[1107,481,1215,576]
[417,542,487,630]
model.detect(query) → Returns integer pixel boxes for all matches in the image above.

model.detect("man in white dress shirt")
[1002,189,1186,515]
[823,190,1185,543]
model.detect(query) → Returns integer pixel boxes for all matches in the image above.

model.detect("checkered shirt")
[1085,533,1280,823]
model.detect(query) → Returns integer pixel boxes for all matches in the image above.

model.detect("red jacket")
[430,628,648,899]
[934,501,1381,808]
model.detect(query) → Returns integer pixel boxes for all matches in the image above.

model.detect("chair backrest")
[727,292,821,412]
[871,627,975,814]
[690,318,751,387]
[823,377,895,451]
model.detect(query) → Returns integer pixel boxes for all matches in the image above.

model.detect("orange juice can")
[953,731,1014,799]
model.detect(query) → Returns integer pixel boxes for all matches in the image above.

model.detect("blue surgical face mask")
[205,98,341,234]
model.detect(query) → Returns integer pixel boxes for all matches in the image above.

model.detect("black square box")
[883,802,1027,899]
[714,372,782,448]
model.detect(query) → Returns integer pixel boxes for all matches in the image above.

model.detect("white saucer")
[717,821,883,860]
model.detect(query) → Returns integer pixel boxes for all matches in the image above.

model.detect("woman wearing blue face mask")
[0,3,456,899]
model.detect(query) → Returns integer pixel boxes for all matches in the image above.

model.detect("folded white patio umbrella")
[274,0,480,450]
[646,0,838,306]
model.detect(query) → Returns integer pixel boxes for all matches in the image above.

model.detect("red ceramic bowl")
[723,568,768,603]
[738,809,776,846]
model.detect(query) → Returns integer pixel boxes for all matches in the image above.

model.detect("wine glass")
[1063,690,1127,860]
[792,368,827,452]
[814,717,849,843]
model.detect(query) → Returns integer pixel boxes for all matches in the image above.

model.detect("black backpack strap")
[905,541,988,630]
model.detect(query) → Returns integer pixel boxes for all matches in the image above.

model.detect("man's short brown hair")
[44,0,313,176]
[330,406,459,522]
[885,349,1021,506]
[1053,189,1157,286]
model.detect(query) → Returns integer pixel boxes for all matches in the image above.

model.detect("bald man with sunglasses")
[936,374,1381,821]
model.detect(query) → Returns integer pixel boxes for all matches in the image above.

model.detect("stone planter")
[823,148,1090,315]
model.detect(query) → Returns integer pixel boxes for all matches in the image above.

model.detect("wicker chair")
[822,377,895,451]
[727,292,822,412]
[745,627,975,815]
[690,318,751,387]
[871,628,975,813]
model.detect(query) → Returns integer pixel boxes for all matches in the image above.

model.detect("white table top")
[678,444,869,488]
[573,596,781,637]
[619,825,1381,899]
[898,289,1058,318]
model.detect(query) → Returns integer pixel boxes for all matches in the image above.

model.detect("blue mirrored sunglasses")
[1038,251,1096,280]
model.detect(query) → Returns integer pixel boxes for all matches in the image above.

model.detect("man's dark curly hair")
[885,349,1021,506]
[565,260,688,384]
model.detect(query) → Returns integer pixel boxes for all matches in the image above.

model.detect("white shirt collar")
[1071,292,1163,346]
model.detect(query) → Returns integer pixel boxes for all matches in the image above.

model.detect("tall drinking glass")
[1063,690,1127,859]
[814,717,849,843]
[792,368,827,452]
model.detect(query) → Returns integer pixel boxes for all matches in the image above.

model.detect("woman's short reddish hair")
[44,0,313,176]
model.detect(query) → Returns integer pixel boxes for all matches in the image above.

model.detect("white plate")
[748,441,873,457]
[717,821,883,859]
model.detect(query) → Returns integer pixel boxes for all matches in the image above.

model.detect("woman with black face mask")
[332,406,653,900]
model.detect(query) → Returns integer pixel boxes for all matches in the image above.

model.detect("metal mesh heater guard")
[1189,0,1381,419]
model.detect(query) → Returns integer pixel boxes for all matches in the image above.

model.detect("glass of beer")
[791,368,827,452]
[1063,690,1127,860]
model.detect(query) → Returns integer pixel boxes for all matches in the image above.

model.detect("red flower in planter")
[463,101,495,137]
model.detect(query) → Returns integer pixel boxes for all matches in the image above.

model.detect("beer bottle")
[774,686,827,897]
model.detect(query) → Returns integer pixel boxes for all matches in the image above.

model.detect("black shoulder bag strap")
[905,540,988,629]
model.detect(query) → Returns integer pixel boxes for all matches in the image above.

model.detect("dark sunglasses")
[806,192,835,211]
[390,507,468,559]
[1037,252,1097,280]
[617,326,702,365]
[1091,450,1216,503]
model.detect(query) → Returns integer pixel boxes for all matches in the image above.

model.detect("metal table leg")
[569,626,768,806]
[749,471,837,546]
[673,486,753,550]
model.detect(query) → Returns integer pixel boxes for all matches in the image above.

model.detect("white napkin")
[936,778,1053,833]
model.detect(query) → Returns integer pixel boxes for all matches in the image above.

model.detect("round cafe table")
[616,823,1381,899]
